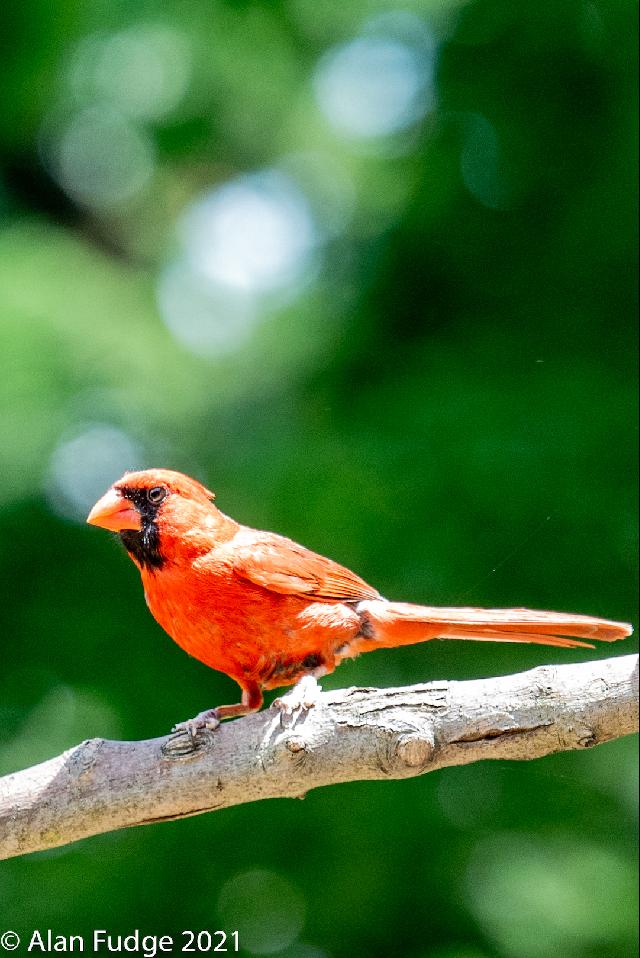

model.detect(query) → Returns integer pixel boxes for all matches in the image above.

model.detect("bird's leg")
[272,674,322,726]
[171,683,263,741]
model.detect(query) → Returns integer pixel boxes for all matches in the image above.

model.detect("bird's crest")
[116,469,215,502]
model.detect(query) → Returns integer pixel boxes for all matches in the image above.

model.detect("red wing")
[232,534,380,602]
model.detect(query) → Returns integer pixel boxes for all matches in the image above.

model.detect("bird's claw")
[164,709,221,753]
[272,675,321,727]
[172,717,220,737]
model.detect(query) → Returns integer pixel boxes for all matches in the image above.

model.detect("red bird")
[87,469,632,736]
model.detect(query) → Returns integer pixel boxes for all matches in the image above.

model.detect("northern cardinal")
[87,469,632,735]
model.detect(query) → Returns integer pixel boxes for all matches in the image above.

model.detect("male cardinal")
[87,469,632,736]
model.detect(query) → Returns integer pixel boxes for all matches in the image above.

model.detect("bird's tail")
[352,600,633,652]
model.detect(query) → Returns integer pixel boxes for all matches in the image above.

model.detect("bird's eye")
[147,486,167,505]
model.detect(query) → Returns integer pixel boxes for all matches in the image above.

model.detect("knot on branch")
[377,726,436,775]
[67,738,106,781]
[395,733,435,769]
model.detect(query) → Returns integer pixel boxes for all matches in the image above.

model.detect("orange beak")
[87,488,142,532]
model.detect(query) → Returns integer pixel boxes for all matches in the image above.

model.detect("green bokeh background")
[0,1,637,957]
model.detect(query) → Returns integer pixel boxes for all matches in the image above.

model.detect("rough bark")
[0,654,637,861]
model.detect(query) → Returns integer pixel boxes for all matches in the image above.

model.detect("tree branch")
[1,654,637,860]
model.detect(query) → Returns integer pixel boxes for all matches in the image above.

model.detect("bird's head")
[87,469,218,569]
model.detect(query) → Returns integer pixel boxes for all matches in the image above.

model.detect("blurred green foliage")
[0,1,637,956]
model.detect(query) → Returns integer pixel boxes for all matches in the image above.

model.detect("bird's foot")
[272,675,321,727]
[165,708,220,752]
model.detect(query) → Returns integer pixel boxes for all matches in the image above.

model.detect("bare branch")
[0,654,637,860]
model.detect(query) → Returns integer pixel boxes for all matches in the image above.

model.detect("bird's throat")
[120,522,164,569]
